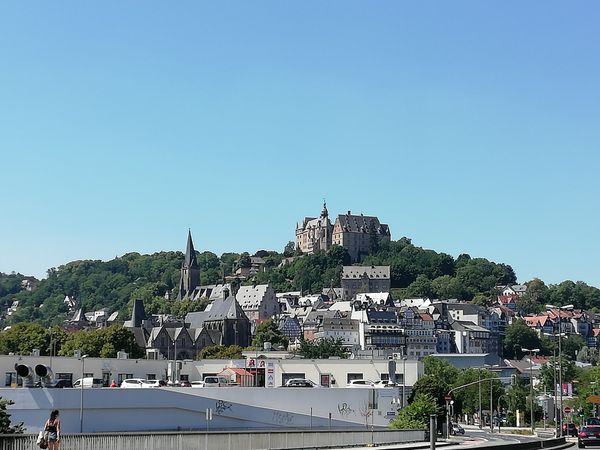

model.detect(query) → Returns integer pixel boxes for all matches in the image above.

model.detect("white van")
[72,377,103,388]
[203,376,229,387]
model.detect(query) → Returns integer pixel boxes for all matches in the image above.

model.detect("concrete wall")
[1,385,406,433]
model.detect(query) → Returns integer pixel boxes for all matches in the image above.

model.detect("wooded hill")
[1,237,600,327]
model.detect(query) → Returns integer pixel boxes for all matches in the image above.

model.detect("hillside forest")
[1,237,600,330]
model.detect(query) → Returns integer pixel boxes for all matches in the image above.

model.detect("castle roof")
[342,266,390,280]
[335,213,390,235]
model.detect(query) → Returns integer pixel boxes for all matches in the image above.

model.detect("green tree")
[502,320,543,359]
[58,325,144,358]
[297,338,347,359]
[237,253,252,269]
[283,241,295,257]
[198,345,243,359]
[422,356,459,383]
[562,334,586,360]
[252,319,288,349]
[389,393,438,429]
[539,355,576,393]
[0,322,48,355]
[0,397,24,433]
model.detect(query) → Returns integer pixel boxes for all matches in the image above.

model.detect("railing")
[0,428,425,450]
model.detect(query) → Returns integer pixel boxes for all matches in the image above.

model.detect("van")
[203,376,229,387]
[72,377,103,388]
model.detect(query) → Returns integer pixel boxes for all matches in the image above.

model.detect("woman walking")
[44,410,61,450]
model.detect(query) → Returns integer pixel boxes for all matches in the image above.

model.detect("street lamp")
[484,364,499,433]
[522,348,540,435]
[402,355,407,408]
[79,354,89,433]
[546,303,574,437]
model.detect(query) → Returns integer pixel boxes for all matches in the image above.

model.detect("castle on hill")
[295,202,391,262]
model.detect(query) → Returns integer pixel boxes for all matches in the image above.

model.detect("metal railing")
[0,428,425,450]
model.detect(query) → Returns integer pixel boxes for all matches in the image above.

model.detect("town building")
[341,266,391,300]
[332,211,391,262]
[295,202,333,254]
[235,284,279,322]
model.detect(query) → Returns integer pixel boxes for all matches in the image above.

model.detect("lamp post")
[478,369,482,429]
[546,303,574,437]
[79,354,88,433]
[522,348,540,435]
[484,364,499,432]
[402,355,407,408]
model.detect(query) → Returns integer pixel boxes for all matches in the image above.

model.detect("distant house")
[315,318,359,349]
[235,284,279,322]
[341,266,391,300]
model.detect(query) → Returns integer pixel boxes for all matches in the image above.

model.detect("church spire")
[320,199,328,218]
[184,228,199,268]
[176,229,201,301]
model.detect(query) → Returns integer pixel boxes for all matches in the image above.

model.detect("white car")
[347,379,375,388]
[190,381,205,388]
[120,378,147,388]
[141,379,166,388]
[203,376,229,387]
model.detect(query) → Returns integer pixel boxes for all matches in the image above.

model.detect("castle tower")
[176,229,201,300]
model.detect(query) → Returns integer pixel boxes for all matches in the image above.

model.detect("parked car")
[190,381,205,388]
[178,380,191,387]
[141,379,166,388]
[34,379,73,388]
[203,376,229,387]
[587,418,600,426]
[347,379,375,388]
[373,380,396,388]
[451,423,465,435]
[564,422,579,437]
[578,425,600,447]
[284,378,320,388]
[120,378,147,388]
[73,377,103,388]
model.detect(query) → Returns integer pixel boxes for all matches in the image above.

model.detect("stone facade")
[332,211,390,262]
[295,202,333,254]
[296,205,390,262]
[341,266,391,300]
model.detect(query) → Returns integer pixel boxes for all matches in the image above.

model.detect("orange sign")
[586,395,600,404]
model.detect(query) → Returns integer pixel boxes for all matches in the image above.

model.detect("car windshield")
[587,418,600,425]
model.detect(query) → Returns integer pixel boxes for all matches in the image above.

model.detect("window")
[180,374,189,382]
[56,373,73,384]
[84,372,93,378]
[5,372,17,387]
[147,374,156,380]
[347,373,364,383]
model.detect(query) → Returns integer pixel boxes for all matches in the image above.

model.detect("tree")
[577,346,600,366]
[198,345,243,359]
[422,356,459,383]
[283,241,295,257]
[502,320,543,359]
[368,219,380,255]
[252,319,288,350]
[562,334,586,360]
[297,338,347,359]
[389,393,438,429]
[237,253,252,269]
[539,355,576,393]
[58,325,144,359]
[0,322,48,355]
[0,397,24,433]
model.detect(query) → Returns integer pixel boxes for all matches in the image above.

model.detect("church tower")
[176,230,201,300]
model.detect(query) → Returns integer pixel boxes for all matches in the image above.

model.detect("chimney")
[223,287,230,298]
[347,210,351,215]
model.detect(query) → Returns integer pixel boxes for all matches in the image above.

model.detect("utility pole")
[522,347,540,435]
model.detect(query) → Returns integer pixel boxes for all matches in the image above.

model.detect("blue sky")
[1,2,599,287]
